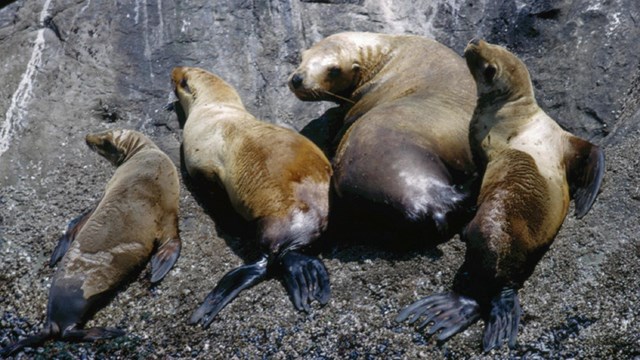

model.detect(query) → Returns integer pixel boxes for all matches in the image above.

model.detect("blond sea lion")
[396,39,605,351]
[0,129,182,356]
[289,31,477,246]
[170,66,332,326]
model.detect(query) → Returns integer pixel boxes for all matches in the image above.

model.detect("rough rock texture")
[0,0,638,358]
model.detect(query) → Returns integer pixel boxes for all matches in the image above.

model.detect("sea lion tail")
[0,323,57,357]
[277,250,331,313]
[395,292,481,342]
[482,288,521,352]
[189,255,269,328]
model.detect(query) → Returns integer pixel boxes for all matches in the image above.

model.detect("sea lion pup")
[0,129,182,356]
[170,66,332,326]
[289,31,477,247]
[396,39,605,351]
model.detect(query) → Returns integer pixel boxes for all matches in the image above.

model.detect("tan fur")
[464,40,588,285]
[172,67,331,253]
[290,32,477,173]
[63,130,180,298]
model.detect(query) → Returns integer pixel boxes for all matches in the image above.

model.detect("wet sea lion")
[396,39,605,351]
[289,31,477,246]
[0,129,182,356]
[170,66,332,326]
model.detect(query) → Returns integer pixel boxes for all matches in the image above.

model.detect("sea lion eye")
[328,66,341,79]
[483,65,497,83]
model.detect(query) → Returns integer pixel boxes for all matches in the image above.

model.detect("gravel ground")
[1,0,639,359]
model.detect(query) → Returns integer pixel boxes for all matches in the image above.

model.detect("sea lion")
[395,39,605,351]
[0,129,182,356]
[289,31,477,246]
[170,66,332,327]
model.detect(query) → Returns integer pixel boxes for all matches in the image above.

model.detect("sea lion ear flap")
[180,77,192,94]
[565,136,605,218]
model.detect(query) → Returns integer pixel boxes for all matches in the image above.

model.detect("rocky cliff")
[0,0,638,358]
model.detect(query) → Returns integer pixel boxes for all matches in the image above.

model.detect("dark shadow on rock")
[0,1,19,11]
[299,105,349,160]
[165,101,260,263]
[177,145,260,264]
[319,182,465,264]
[170,98,260,264]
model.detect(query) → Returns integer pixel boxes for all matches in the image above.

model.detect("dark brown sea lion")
[170,66,332,327]
[0,129,181,356]
[396,39,605,352]
[289,31,477,247]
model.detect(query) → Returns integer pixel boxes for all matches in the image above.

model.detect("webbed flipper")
[565,137,605,218]
[189,255,269,328]
[50,208,95,267]
[482,288,521,352]
[60,326,125,342]
[0,327,55,358]
[279,251,331,312]
[150,235,181,283]
[396,292,481,342]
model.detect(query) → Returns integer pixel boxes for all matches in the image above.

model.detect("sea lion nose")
[290,73,303,89]
[469,38,482,46]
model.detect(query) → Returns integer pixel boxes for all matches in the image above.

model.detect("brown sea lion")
[396,39,605,351]
[289,31,477,247]
[170,66,332,327]
[0,129,182,356]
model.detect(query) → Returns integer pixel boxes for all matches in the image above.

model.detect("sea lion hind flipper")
[61,327,125,342]
[50,208,95,267]
[395,292,481,342]
[482,288,521,352]
[150,235,182,283]
[0,327,56,357]
[189,256,269,328]
[279,251,331,313]
[565,137,605,218]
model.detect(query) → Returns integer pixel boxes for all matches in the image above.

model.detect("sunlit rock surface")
[0,0,638,358]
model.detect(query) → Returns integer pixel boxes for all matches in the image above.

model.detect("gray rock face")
[0,0,638,358]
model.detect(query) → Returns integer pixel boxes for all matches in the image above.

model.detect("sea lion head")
[463,39,533,102]
[288,34,361,104]
[86,129,154,166]
[171,66,243,115]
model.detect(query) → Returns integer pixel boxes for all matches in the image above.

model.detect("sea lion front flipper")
[565,137,605,218]
[395,292,481,342]
[50,208,95,267]
[482,288,521,352]
[150,235,182,283]
[189,255,269,328]
[279,251,331,312]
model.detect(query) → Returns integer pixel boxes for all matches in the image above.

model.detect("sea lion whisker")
[321,89,355,104]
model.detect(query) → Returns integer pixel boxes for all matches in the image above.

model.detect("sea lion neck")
[117,133,158,165]
[191,76,245,110]
[469,95,539,170]
[349,35,393,100]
